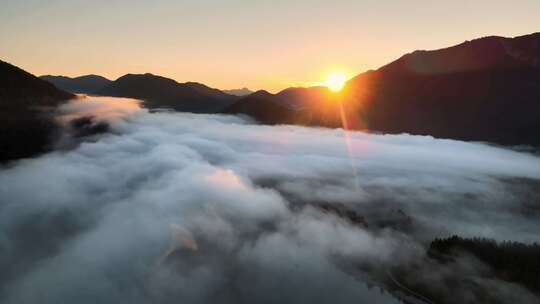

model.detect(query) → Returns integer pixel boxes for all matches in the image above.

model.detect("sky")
[1,0,539,92]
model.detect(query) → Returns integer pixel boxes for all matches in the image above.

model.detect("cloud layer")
[1,97,539,303]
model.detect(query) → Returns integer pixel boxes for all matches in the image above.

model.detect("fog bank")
[1,97,539,303]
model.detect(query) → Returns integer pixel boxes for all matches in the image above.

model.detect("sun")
[323,72,348,92]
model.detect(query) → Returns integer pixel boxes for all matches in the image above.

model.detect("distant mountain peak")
[250,90,272,97]
[223,87,253,96]
[40,74,111,94]
[98,73,237,113]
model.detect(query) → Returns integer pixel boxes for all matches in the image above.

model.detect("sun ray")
[338,101,360,191]
[323,72,348,92]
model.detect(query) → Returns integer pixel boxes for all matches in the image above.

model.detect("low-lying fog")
[1,96,539,303]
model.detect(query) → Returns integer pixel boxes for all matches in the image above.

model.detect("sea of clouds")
[1,96,539,303]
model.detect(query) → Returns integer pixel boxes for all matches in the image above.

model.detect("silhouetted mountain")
[98,73,237,113]
[223,88,253,96]
[224,86,361,129]
[40,74,111,94]
[224,90,308,124]
[1,61,74,108]
[274,86,335,108]
[347,32,540,146]
[226,32,540,146]
[184,81,234,101]
[0,60,75,162]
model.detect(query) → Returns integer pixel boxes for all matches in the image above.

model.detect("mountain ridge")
[97,73,238,113]
[225,32,540,146]
[223,88,253,96]
[40,74,111,94]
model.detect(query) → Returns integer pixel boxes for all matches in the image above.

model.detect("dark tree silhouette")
[429,235,540,293]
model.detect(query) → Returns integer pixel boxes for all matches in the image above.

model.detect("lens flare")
[323,73,348,92]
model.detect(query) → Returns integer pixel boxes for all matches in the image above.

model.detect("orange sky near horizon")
[1,0,539,93]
